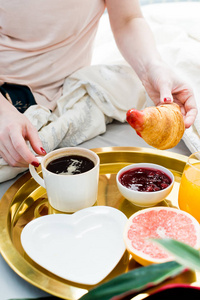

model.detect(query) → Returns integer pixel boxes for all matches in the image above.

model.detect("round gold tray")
[0,147,199,299]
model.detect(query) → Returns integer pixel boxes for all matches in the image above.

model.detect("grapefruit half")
[124,207,200,266]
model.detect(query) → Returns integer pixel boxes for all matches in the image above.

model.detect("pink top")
[0,0,105,110]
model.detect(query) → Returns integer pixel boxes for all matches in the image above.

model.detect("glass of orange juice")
[178,151,200,223]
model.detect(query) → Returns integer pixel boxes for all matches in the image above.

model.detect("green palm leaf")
[79,261,184,300]
[152,238,200,271]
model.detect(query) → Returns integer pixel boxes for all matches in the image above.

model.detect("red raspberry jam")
[119,167,172,192]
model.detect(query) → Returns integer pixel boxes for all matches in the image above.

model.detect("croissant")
[126,103,185,150]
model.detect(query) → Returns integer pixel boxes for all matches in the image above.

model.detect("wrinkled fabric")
[0,64,146,182]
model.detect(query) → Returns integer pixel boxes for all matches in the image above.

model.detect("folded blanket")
[0,65,146,182]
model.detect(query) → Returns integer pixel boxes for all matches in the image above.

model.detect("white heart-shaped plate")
[21,206,127,285]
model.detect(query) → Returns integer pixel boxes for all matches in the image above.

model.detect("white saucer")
[21,206,127,285]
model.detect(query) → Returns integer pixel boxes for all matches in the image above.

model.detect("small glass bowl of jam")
[116,163,174,207]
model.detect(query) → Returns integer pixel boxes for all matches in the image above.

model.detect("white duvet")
[0,2,200,182]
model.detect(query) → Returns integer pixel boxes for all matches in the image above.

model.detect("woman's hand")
[141,62,197,128]
[0,94,46,167]
[106,0,197,128]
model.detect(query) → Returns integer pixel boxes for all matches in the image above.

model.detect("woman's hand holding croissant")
[141,61,197,129]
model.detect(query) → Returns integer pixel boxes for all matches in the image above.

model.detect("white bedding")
[0,2,199,183]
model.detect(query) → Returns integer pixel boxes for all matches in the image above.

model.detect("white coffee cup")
[29,147,100,213]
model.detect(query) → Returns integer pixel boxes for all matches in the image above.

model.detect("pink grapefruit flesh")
[124,207,200,266]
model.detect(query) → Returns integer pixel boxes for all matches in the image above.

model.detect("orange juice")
[178,162,200,223]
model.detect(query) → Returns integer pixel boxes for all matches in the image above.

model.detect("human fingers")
[25,123,47,156]
[184,108,198,129]
[173,85,197,128]
[0,124,30,166]
[158,82,173,104]
[0,139,28,167]
[9,131,40,167]
[183,96,198,129]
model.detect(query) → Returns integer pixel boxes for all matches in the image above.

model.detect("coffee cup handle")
[29,157,46,188]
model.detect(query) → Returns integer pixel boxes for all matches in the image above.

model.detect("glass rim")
[187,151,200,172]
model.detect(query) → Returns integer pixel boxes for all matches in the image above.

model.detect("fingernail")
[40,147,47,154]
[31,161,40,168]
[164,97,172,102]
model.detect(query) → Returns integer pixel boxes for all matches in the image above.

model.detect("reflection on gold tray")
[0,147,199,299]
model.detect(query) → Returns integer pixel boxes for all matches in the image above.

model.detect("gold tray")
[0,146,199,300]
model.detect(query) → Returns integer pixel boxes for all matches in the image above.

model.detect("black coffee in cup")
[46,155,95,175]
